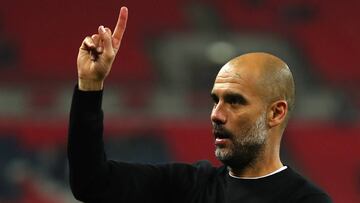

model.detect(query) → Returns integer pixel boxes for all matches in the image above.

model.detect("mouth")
[214,130,230,139]
[213,127,232,147]
[213,125,231,139]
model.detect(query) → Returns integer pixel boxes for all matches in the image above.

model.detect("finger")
[112,6,128,50]
[98,25,114,55]
[104,28,114,52]
[91,34,100,46]
[81,36,97,53]
[91,34,102,53]
[79,36,99,61]
[81,36,103,57]
[105,28,112,36]
[99,38,104,53]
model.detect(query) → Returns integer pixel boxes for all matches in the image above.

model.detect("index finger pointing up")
[112,6,128,50]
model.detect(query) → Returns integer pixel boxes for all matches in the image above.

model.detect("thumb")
[98,25,114,56]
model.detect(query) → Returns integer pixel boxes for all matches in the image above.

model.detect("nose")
[211,102,227,125]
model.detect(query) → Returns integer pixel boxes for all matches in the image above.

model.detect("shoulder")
[158,161,226,202]
[106,159,223,178]
[166,160,224,178]
[285,168,332,203]
[161,160,227,186]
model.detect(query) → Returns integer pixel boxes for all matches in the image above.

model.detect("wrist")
[78,79,104,91]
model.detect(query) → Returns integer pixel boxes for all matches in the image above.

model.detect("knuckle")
[84,36,92,42]
[104,52,115,62]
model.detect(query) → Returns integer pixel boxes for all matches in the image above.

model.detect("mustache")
[212,124,233,139]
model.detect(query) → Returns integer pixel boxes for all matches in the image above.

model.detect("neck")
[229,159,283,178]
[229,166,287,179]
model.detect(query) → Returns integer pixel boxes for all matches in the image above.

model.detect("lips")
[214,130,230,139]
[212,125,232,140]
[215,138,230,146]
[212,124,233,148]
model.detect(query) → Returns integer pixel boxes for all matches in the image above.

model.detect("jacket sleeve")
[67,85,171,202]
[67,85,107,201]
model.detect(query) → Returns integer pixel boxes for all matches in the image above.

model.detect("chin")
[215,146,257,170]
[215,147,233,162]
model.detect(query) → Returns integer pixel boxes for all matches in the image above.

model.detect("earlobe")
[268,100,287,128]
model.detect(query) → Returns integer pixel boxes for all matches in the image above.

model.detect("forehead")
[212,63,260,97]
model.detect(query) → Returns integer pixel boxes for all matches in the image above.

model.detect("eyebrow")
[210,92,218,101]
[211,91,248,105]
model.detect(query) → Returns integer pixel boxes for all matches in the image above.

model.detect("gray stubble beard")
[215,112,268,170]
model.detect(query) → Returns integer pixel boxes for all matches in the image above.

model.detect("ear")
[267,100,288,128]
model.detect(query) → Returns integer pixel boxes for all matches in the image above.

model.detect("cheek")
[228,113,253,133]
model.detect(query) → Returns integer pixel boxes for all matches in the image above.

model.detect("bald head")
[219,52,295,119]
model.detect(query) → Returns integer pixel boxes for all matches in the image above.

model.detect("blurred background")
[0,0,359,202]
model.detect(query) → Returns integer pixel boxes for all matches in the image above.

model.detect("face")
[210,63,268,169]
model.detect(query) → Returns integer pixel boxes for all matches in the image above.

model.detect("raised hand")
[77,7,128,91]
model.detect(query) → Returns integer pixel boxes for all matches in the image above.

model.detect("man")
[68,7,331,202]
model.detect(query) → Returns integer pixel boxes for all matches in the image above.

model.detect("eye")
[225,94,247,106]
[229,97,240,105]
[228,97,238,105]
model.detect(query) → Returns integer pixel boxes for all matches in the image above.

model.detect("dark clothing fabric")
[68,86,332,203]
